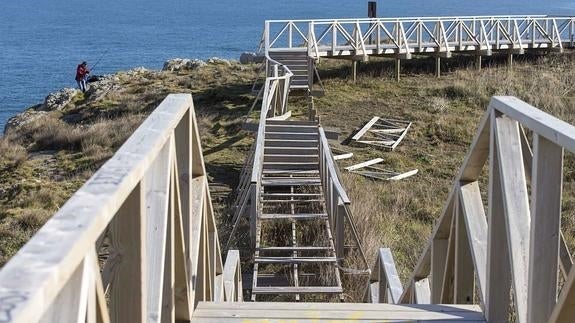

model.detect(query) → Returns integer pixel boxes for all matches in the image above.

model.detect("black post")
[368,1,377,18]
[368,2,377,44]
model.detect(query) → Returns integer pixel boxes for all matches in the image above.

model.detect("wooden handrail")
[391,96,575,323]
[0,94,242,322]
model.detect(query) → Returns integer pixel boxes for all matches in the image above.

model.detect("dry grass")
[311,51,575,288]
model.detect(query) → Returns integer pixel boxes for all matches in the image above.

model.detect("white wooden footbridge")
[1,14,575,323]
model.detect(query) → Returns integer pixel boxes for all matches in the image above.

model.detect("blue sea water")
[1,0,574,131]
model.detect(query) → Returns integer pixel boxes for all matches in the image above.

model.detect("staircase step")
[266,120,317,126]
[254,256,337,264]
[262,169,320,175]
[263,162,318,170]
[258,246,332,251]
[264,154,318,163]
[260,213,328,220]
[261,178,321,186]
[265,147,319,155]
[251,286,343,295]
[266,125,318,133]
[261,193,323,197]
[265,132,318,140]
[262,199,325,204]
[264,139,318,147]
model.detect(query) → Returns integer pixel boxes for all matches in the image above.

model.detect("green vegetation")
[0,51,574,298]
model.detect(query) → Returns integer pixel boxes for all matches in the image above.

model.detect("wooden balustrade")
[264,16,575,58]
[0,94,242,322]
[374,96,575,323]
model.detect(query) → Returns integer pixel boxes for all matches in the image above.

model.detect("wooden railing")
[367,248,403,304]
[318,127,369,271]
[381,96,575,323]
[263,16,575,58]
[0,94,242,322]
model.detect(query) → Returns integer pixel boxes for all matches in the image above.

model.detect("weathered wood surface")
[191,302,486,322]
[0,94,243,323]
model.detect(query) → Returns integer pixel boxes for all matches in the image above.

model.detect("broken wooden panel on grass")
[345,158,418,181]
[351,117,412,150]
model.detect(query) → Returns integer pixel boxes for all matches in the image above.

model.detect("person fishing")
[75,61,90,92]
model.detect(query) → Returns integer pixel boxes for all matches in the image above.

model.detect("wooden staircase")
[251,119,343,301]
[268,50,314,93]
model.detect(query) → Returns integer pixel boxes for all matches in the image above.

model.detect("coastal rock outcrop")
[162,58,206,72]
[239,52,264,64]
[4,109,48,134]
[40,88,81,112]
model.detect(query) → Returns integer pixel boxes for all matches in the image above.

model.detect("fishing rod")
[89,49,109,73]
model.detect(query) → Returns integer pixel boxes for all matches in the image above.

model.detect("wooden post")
[307,96,316,121]
[527,134,563,323]
[110,183,147,322]
[476,55,482,71]
[352,60,357,83]
[395,58,401,82]
[435,56,441,78]
[507,53,513,69]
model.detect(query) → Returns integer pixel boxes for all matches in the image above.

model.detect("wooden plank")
[352,116,380,141]
[414,278,431,304]
[223,250,241,302]
[489,96,575,154]
[145,141,173,322]
[441,211,456,303]
[378,248,403,304]
[345,158,384,171]
[387,169,418,181]
[251,286,343,294]
[454,192,474,304]
[527,134,563,323]
[390,122,412,150]
[459,181,488,304]
[333,152,353,160]
[191,302,486,321]
[254,257,337,264]
[495,115,531,323]
[460,110,491,181]
[485,111,511,322]
[40,257,89,323]
[110,183,146,322]
[431,238,448,303]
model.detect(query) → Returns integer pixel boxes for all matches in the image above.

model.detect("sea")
[1,0,574,131]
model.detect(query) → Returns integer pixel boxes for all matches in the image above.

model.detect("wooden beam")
[458,181,488,304]
[527,134,563,323]
[110,183,146,322]
[485,111,511,321]
[495,115,531,323]
[454,192,474,304]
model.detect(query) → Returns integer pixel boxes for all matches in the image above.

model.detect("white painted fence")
[0,94,242,323]
[262,16,575,59]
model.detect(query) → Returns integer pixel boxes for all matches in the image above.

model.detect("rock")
[239,52,264,64]
[85,74,121,99]
[39,88,81,112]
[162,58,206,72]
[207,57,232,66]
[4,109,48,134]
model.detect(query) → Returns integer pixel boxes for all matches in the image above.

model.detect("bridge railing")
[264,16,575,58]
[387,96,575,323]
[0,94,242,323]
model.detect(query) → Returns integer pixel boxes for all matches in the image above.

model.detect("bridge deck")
[191,302,486,322]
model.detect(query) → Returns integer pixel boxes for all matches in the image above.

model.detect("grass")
[0,51,574,306]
